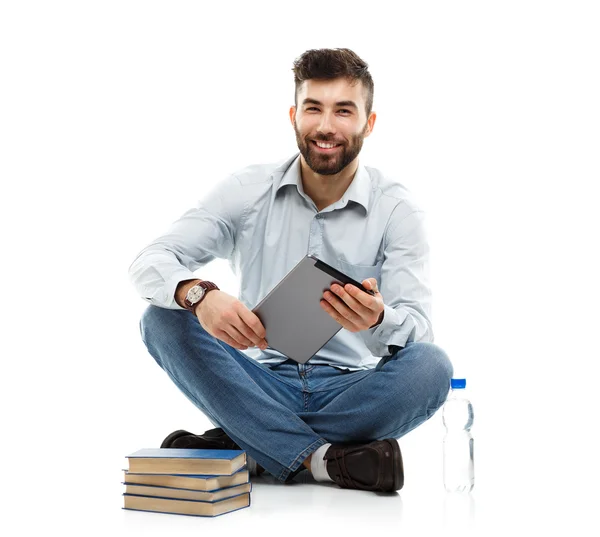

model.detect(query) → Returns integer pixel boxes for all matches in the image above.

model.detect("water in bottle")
[442,378,474,492]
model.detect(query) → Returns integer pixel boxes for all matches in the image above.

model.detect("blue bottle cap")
[451,378,466,389]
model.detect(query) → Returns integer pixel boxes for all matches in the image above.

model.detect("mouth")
[311,140,342,153]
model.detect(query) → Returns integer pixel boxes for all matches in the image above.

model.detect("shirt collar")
[274,152,370,215]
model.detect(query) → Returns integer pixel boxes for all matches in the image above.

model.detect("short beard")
[294,120,368,176]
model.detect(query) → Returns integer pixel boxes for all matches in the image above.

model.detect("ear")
[364,111,377,138]
[289,106,297,126]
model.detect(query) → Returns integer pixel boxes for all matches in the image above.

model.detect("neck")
[299,155,359,212]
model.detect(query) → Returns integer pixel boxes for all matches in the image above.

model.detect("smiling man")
[292,77,374,211]
[129,48,453,493]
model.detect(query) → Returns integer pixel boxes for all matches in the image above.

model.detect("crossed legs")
[139,305,453,482]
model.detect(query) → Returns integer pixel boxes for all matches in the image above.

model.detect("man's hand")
[175,279,268,351]
[320,278,385,332]
[196,290,269,351]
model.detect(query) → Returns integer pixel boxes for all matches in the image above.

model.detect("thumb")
[364,279,378,291]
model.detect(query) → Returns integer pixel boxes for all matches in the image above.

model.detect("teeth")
[315,141,338,149]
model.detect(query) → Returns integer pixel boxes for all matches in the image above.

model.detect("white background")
[1,1,599,535]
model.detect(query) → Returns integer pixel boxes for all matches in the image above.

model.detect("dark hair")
[292,48,374,118]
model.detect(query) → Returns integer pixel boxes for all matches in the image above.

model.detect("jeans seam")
[277,437,328,481]
[308,369,372,393]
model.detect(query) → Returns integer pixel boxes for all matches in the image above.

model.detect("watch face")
[187,285,205,303]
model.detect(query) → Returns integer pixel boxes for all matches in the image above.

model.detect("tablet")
[251,254,376,364]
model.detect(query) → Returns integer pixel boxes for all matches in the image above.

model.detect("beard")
[293,120,368,176]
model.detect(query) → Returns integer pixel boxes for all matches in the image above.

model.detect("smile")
[311,140,342,152]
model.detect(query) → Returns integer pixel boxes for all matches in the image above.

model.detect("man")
[129,48,453,492]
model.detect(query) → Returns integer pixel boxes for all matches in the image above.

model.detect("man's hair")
[292,48,374,118]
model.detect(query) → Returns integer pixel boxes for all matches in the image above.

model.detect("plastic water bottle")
[442,378,474,492]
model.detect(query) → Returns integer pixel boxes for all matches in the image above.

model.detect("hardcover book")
[122,466,250,491]
[123,482,252,502]
[126,448,246,475]
[123,492,250,517]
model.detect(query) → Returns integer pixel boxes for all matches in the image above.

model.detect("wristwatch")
[183,281,220,315]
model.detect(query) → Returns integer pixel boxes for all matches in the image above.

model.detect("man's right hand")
[196,290,269,351]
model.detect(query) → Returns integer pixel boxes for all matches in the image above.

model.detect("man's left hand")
[320,278,385,332]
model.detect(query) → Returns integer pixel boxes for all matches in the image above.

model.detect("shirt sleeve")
[128,174,246,310]
[359,208,434,357]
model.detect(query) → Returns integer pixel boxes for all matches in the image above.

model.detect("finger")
[365,278,379,293]
[321,291,362,331]
[215,329,250,350]
[222,323,255,348]
[236,308,268,347]
[340,280,380,308]
[217,311,260,348]
[320,298,361,332]
[328,284,370,316]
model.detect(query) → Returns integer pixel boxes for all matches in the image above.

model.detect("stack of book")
[122,448,251,517]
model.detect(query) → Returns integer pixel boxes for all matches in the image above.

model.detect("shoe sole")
[383,438,404,491]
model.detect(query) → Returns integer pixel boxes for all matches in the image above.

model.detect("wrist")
[178,280,220,315]
[192,288,219,315]
[175,279,203,308]
[369,309,384,329]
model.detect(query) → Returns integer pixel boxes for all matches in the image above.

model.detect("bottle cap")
[450,378,466,389]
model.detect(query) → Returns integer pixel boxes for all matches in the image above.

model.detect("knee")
[139,304,189,348]
[139,305,193,369]
[409,341,454,407]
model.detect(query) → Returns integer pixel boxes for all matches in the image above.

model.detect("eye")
[305,107,351,114]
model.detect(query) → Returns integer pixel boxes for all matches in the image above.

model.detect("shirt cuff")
[143,270,198,310]
[360,303,414,357]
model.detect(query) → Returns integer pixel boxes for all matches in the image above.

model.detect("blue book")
[123,492,250,517]
[122,465,250,491]
[126,448,246,476]
[122,481,252,502]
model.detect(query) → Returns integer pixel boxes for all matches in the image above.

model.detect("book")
[126,448,246,475]
[122,466,250,491]
[123,492,250,517]
[122,482,252,502]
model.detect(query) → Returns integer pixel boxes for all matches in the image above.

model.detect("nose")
[317,110,336,136]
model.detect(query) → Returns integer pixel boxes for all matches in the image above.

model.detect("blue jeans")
[139,305,453,483]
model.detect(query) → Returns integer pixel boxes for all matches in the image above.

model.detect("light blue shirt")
[128,152,433,371]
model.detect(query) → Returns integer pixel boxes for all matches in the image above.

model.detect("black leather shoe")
[160,428,265,475]
[161,428,241,450]
[324,438,404,492]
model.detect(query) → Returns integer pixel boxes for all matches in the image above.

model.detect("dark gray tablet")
[251,254,376,364]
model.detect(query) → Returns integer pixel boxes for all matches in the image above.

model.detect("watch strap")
[184,281,220,315]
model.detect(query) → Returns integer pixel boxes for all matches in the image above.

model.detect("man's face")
[291,78,375,176]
